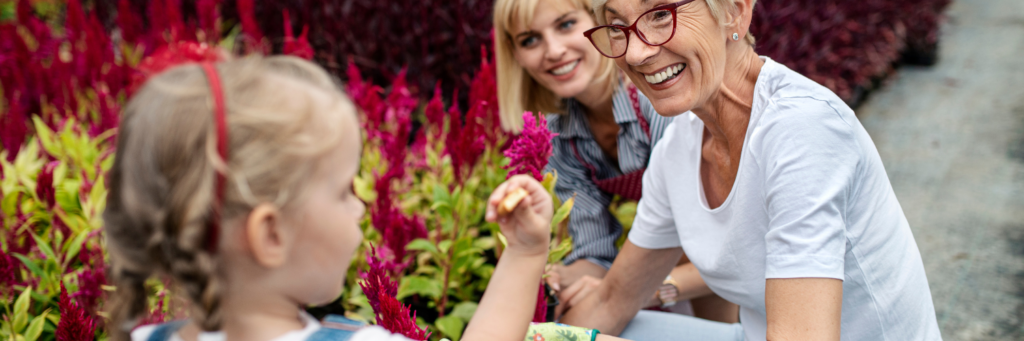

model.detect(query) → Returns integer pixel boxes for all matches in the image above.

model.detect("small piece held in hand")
[498,188,529,216]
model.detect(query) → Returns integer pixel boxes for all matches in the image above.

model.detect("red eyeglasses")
[584,0,697,58]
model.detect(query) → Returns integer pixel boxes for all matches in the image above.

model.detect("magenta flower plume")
[0,251,17,291]
[359,246,399,313]
[447,100,486,184]
[346,62,386,137]
[468,46,502,144]
[282,9,314,60]
[57,283,96,341]
[532,282,547,323]
[361,247,430,341]
[72,265,107,313]
[504,112,556,181]
[196,0,221,41]
[236,0,266,52]
[36,161,58,208]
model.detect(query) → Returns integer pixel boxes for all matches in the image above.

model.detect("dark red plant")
[0,251,17,291]
[36,162,58,209]
[504,113,556,182]
[532,282,546,323]
[361,247,430,340]
[57,283,97,341]
[282,9,314,60]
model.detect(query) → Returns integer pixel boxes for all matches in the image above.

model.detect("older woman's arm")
[765,278,843,341]
[559,241,682,335]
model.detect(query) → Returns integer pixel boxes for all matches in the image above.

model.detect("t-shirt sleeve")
[760,97,858,280]
[628,135,682,249]
[349,326,415,341]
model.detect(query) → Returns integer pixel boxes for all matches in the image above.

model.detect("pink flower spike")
[196,0,221,41]
[37,161,59,208]
[282,9,314,60]
[57,283,96,341]
[532,282,547,323]
[504,112,557,181]
[236,0,265,52]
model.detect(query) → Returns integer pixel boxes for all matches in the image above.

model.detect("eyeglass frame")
[583,0,697,58]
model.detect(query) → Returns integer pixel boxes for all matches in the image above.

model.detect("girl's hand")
[485,175,553,257]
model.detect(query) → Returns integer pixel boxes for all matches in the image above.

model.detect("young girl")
[103,55,620,341]
[492,0,736,324]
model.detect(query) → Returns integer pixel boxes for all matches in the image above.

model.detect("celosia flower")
[196,0,221,41]
[72,265,106,313]
[423,83,446,141]
[446,100,485,184]
[64,0,86,43]
[532,282,546,323]
[237,0,266,52]
[504,112,556,181]
[57,283,96,341]
[138,289,169,326]
[0,251,17,290]
[468,46,502,145]
[282,10,314,60]
[359,246,398,313]
[346,61,386,138]
[0,94,28,161]
[36,161,58,208]
[360,247,430,341]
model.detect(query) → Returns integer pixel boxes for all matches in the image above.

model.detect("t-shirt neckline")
[695,56,774,212]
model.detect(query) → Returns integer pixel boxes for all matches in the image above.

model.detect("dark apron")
[569,85,651,201]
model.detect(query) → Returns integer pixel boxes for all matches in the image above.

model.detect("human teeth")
[644,64,685,85]
[552,60,579,76]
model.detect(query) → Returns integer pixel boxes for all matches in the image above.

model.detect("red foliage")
[504,113,556,182]
[57,283,97,341]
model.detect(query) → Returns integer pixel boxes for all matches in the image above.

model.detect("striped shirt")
[545,85,673,268]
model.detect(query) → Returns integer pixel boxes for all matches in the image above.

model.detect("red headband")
[200,62,229,253]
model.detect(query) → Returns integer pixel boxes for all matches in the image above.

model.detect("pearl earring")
[732,33,740,41]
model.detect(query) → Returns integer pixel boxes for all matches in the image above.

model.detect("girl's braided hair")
[103,55,355,340]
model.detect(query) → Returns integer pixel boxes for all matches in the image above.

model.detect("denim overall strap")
[307,314,366,341]
[146,320,189,341]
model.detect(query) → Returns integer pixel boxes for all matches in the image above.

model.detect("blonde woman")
[494,0,738,326]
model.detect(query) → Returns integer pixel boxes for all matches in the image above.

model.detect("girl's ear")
[244,203,290,268]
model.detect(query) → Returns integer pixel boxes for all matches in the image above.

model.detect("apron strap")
[627,84,651,138]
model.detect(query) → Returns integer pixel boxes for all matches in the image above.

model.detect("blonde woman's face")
[511,1,603,99]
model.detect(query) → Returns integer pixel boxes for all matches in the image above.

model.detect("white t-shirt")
[629,57,941,340]
[131,312,412,341]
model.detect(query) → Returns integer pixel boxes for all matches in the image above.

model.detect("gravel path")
[855,0,1024,339]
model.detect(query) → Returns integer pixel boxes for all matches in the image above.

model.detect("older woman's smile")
[641,63,686,85]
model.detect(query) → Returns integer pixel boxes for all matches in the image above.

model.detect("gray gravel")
[854,0,1024,339]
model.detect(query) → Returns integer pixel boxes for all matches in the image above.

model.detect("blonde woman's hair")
[103,55,356,340]
[590,0,757,46]
[494,0,619,133]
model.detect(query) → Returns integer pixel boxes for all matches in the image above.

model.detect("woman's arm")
[559,241,682,336]
[765,278,842,341]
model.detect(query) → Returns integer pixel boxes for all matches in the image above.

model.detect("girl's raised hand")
[485,175,553,257]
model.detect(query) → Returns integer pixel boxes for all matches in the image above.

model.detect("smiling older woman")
[558,0,943,340]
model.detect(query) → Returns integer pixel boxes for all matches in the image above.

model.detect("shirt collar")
[553,85,633,139]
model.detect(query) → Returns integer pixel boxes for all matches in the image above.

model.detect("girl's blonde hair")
[103,55,356,340]
[494,0,619,133]
[590,0,757,46]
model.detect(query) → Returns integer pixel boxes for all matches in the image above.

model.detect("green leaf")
[496,231,508,248]
[548,237,574,264]
[551,196,575,226]
[352,176,377,203]
[30,234,57,266]
[32,117,60,158]
[396,276,442,300]
[405,239,439,254]
[24,310,47,341]
[450,302,478,322]
[435,315,465,341]
[63,230,90,267]
[55,181,82,215]
[472,237,495,250]
[13,254,43,278]
[438,240,452,254]
[13,287,32,332]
